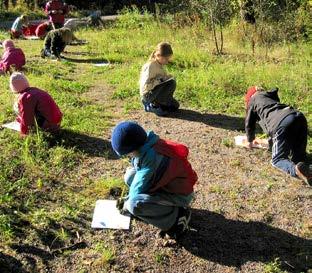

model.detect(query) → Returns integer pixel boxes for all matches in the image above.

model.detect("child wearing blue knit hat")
[111,121,198,238]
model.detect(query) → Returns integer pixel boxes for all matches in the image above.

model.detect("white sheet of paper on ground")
[2,121,20,132]
[25,36,40,40]
[234,135,269,149]
[93,63,110,67]
[91,200,130,230]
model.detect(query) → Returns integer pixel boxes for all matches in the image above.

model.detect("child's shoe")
[168,99,180,112]
[295,162,312,186]
[143,102,168,117]
[160,207,191,239]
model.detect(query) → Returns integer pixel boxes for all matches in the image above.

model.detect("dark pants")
[143,79,179,110]
[271,112,308,177]
[43,46,64,58]
[53,23,64,29]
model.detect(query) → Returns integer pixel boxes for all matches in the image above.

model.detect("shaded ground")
[1,80,311,273]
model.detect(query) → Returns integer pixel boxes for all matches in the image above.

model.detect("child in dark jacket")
[111,121,197,238]
[41,27,78,60]
[0,40,26,74]
[245,86,311,185]
[10,72,62,135]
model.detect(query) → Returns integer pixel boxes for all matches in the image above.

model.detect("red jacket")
[35,22,50,38]
[45,0,68,24]
[150,139,198,195]
[0,47,25,72]
[16,87,62,135]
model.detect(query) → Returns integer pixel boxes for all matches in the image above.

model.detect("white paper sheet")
[25,36,40,40]
[2,121,20,132]
[91,200,130,230]
[234,135,269,149]
[93,63,110,67]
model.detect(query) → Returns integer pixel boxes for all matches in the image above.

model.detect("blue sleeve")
[128,151,155,199]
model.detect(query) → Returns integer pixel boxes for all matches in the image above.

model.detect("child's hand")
[116,197,129,215]
[245,141,253,149]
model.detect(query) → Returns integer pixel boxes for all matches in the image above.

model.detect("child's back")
[112,121,197,237]
[0,40,25,73]
[10,72,62,135]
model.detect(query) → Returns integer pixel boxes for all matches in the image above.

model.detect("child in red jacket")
[0,40,25,74]
[111,121,198,238]
[45,0,69,29]
[10,72,63,135]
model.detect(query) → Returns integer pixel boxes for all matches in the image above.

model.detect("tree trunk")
[210,9,220,55]
[220,25,224,54]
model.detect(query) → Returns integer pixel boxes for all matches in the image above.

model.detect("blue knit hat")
[111,121,147,156]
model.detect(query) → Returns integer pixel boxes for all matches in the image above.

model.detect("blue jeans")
[271,112,308,177]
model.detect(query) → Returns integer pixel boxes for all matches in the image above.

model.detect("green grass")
[0,10,311,271]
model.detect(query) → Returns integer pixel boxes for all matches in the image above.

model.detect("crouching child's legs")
[124,191,193,238]
[272,113,311,185]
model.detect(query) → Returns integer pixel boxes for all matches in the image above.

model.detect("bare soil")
[1,83,311,273]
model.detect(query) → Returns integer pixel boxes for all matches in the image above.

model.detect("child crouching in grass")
[10,72,63,136]
[41,27,79,60]
[111,121,197,238]
[10,15,29,39]
[0,40,26,74]
[139,42,180,116]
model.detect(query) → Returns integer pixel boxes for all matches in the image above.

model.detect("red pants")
[10,29,22,39]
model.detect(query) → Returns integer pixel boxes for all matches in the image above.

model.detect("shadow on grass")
[9,215,90,269]
[47,129,117,159]
[170,109,246,131]
[180,209,312,272]
[0,252,30,273]
[63,51,100,56]
[62,56,110,64]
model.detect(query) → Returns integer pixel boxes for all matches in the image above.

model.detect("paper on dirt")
[234,135,269,149]
[91,200,130,230]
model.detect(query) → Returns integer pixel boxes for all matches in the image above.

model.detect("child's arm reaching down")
[128,166,154,199]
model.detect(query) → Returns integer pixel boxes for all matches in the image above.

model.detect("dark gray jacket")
[245,89,297,142]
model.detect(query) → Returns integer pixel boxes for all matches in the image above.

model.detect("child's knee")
[169,79,176,89]
[124,198,141,216]
[124,167,136,186]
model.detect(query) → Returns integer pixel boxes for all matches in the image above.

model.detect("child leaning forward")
[111,121,198,238]
[139,42,180,116]
[10,72,62,136]
[245,86,311,185]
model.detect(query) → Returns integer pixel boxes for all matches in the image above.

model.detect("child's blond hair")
[20,15,29,24]
[149,42,173,61]
[59,28,76,44]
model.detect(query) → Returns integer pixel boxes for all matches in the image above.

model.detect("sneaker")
[295,162,312,186]
[161,207,191,239]
[143,102,152,112]
[143,102,168,117]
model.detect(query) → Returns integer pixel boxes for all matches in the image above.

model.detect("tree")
[190,0,236,54]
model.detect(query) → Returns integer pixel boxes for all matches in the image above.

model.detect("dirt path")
[55,83,311,273]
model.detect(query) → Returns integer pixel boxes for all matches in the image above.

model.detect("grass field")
[0,11,311,273]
